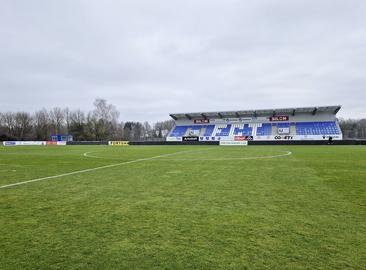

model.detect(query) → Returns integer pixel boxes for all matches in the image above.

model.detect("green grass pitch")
[0,145,365,269]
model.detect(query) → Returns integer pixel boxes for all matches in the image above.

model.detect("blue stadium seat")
[203,125,215,136]
[277,123,290,128]
[170,126,189,137]
[215,124,232,136]
[256,123,272,136]
[233,124,253,136]
[168,121,340,139]
[296,121,340,135]
[187,125,203,136]
[190,126,202,131]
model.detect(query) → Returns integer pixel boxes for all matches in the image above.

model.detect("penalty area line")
[154,151,293,161]
[0,150,192,190]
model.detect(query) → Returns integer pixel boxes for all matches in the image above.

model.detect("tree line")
[1,100,365,141]
[338,118,366,139]
[0,99,174,141]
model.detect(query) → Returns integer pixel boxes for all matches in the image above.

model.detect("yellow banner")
[108,141,129,146]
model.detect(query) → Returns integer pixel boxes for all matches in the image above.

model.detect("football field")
[0,145,365,269]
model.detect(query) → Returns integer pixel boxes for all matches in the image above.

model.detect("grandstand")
[167,106,343,141]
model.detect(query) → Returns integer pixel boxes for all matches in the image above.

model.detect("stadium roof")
[169,105,342,120]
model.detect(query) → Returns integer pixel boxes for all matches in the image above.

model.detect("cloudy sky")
[0,0,365,121]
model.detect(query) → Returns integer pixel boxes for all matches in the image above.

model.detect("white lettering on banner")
[199,136,220,141]
[57,141,67,146]
[3,141,47,146]
[253,135,343,141]
[278,128,290,135]
[166,137,182,142]
[220,141,248,146]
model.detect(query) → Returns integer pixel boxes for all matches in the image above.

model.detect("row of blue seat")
[169,122,340,137]
[296,121,340,135]
[170,125,216,137]
[216,125,232,136]
[203,125,215,136]
[233,124,253,136]
[256,123,272,136]
[170,126,189,137]
[277,123,290,128]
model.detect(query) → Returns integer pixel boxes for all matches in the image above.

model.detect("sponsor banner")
[47,141,57,146]
[210,118,254,124]
[241,118,254,122]
[182,136,199,142]
[254,135,343,141]
[256,117,267,121]
[199,136,221,141]
[234,136,246,141]
[47,141,67,146]
[166,137,182,142]
[255,135,295,141]
[290,135,343,141]
[269,115,289,122]
[194,119,209,124]
[220,141,248,146]
[3,141,47,146]
[209,119,226,124]
[200,136,255,142]
[57,141,67,146]
[296,135,343,141]
[188,129,200,136]
[109,141,129,146]
[3,141,17,146]
[225,118,241,123]
[274,135,294,140]
[254,136,272,141]
[278,128,290,135]
[234,136,254,141]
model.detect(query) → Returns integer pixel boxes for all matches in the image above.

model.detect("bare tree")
[69,109,86,140]
[13,112,32,140]
[0,112,13,140]
[92,99,120,122]
[49,107,65,135]
[34,109,51,140]
[86,112,99,140]
[0,99,194,142]
[89,99,120,140]
[70,109,85,126]
[64,107,71,134]
[2,112,16,139]
[154,120,175,138]
[339,118,366,139]
[143,121,152,139]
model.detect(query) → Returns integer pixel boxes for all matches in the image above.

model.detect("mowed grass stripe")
[0,146,208,186]
[0,145,365,269]
[0,148,205,189]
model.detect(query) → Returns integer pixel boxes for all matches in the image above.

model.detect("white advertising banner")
[220,141,248,146]
[278,128,290,135]
[254,135,343,141]
[57,141,67,146]
[166,137,183,142]
[3,141,47,146]
[199,136,222,141]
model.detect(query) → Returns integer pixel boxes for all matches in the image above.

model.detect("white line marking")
[0,150,194,190]
[154,151,293,161]
[83,151,106,159]
[82,148,214,160]
[84,149,292,161]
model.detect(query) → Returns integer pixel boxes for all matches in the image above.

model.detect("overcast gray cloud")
[0,0,365,121]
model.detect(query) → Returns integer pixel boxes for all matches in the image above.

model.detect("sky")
[0,0,365,121]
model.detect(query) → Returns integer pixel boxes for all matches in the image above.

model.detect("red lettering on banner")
[194,119,210,124]
[269,116,289,121]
